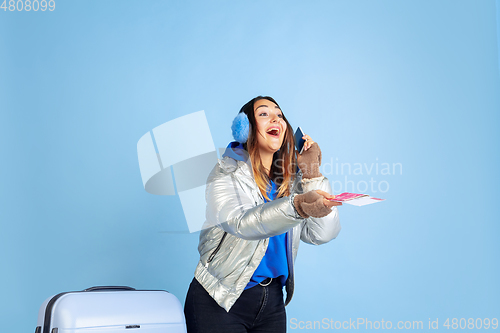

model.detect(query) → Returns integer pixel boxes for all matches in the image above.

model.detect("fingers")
[314,190,342,208]
[323,199,342,208]
[302,134,315,151]
[315,189,336,200]
[315,189,332,198]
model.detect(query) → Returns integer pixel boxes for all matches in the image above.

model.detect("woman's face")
[253,99,286,155]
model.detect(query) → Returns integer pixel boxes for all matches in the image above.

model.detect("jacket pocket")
[205,232,227,268]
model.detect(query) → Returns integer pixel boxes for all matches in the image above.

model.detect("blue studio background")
[1,1,499,332]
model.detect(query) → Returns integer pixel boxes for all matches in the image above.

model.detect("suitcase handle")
[83,286,136,292]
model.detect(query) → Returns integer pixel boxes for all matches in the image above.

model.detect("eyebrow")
[255,105,281,111]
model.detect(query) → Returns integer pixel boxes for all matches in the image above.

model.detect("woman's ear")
[231,112,250,143]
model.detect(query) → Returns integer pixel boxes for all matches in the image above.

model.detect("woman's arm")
[205,166,303,241]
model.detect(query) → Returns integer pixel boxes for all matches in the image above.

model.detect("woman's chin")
[269,144,282,153]
[258,139,283,155]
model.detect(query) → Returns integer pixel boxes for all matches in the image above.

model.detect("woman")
[184,96,341,333]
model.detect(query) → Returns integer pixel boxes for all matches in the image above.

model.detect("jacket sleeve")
[205,165,303,241]
[299,176,341,245]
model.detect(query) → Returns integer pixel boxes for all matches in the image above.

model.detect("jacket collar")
[222,141,249,162]
[218,142,252,176]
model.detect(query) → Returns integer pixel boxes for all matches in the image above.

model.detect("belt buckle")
[259,277,273,287]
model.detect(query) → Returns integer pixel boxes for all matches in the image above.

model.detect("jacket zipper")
[205,232,227,268]
[285,228,295,305]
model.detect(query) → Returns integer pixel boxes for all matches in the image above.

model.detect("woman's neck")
[260,151,274,177]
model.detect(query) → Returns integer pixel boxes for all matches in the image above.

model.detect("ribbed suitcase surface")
[36,286,186,333]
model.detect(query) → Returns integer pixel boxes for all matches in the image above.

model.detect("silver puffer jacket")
[194,152,341,312]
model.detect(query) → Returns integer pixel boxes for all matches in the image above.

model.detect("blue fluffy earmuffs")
[231,112,250,143]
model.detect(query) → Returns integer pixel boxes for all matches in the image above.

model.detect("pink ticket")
[328,192,368,202]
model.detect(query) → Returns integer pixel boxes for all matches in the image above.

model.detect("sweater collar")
[222,141,249,162]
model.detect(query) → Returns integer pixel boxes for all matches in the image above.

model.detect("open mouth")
[266,128,280,137]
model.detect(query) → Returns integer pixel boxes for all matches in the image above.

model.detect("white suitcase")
[36,286,187,333]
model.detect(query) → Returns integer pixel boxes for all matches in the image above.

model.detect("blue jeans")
[184,277,286,333]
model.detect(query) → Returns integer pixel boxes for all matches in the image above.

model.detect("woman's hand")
[316,190,342,208]
[293,190,341,219]
[302,134,315,152]
[297,134,322,179]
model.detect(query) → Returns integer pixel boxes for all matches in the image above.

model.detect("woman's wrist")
[291,193,309,219]
[297,142,322,179]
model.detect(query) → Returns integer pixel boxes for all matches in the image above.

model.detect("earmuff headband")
[231,112,250,143]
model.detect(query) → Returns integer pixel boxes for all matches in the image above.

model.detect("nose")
[270,112,279,122]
